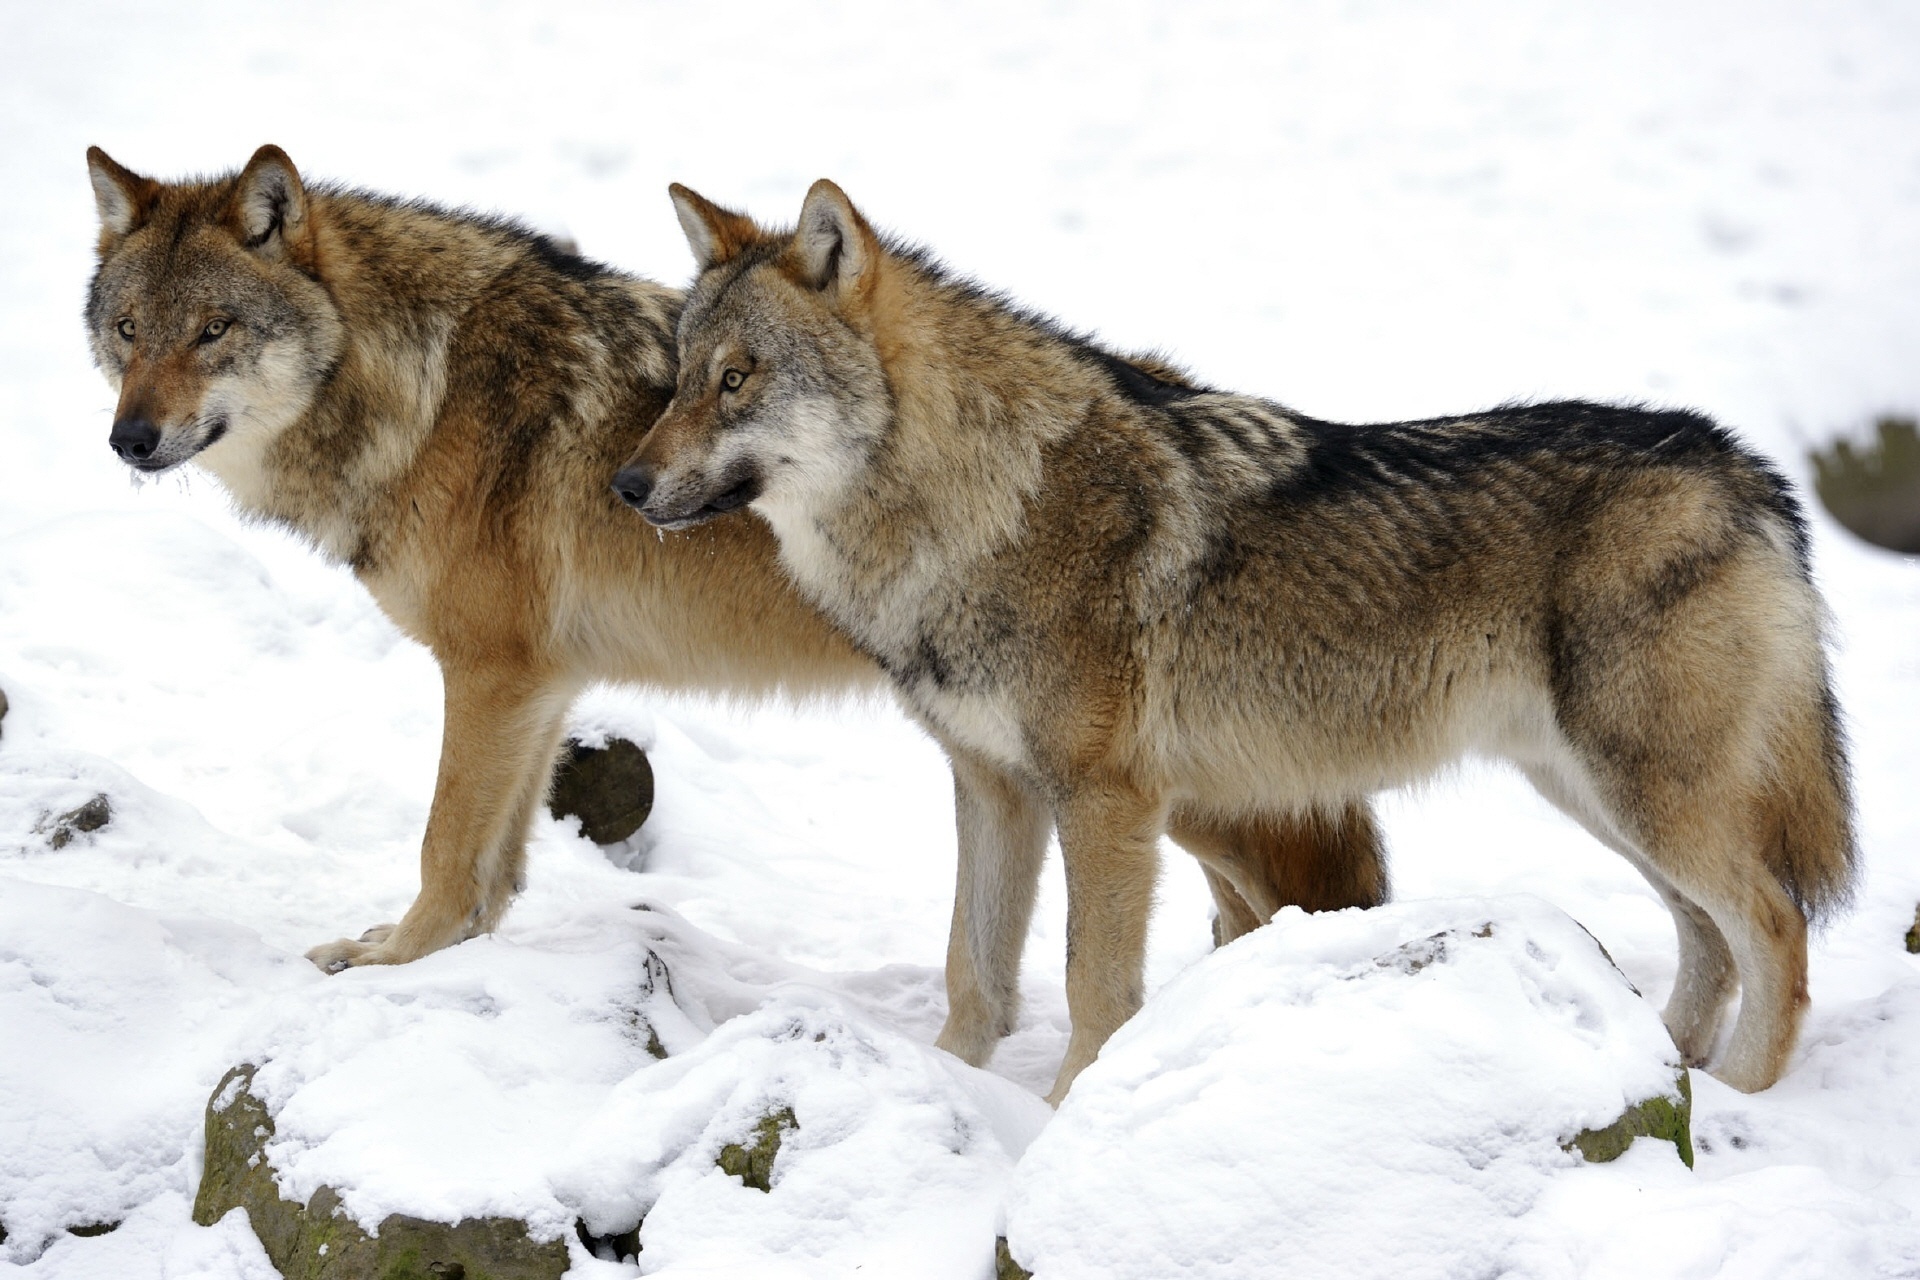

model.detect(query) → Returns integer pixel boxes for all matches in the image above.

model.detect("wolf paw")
[304,925,396,974]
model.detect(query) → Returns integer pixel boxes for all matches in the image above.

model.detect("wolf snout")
[611,462,656,513]
[108,415,161,464]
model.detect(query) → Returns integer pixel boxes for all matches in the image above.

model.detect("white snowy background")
[2,2,1919,1277]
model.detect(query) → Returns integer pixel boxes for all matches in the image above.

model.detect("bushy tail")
[1762,671,1858,924]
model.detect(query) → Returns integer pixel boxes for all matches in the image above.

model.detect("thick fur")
[81,147,1386,978]
[628,180,1857,1102]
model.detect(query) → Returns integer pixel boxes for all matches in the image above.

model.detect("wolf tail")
[1760,660,1858,925]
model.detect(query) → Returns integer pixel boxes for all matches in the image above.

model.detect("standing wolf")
[620,180,1856,1101]
[81,146,1385,978]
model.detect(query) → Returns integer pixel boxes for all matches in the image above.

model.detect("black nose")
[611,464,655,512]
[109,416,161,463]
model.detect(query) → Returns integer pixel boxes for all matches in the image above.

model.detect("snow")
[3,2,1919,1277]
[1008,897,1687,1279]
[1006,897,1920,1279]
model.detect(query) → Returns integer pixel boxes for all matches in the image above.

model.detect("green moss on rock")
[193,1065,569,1280]
[716,1108,797,1193]
[996,1236,1034,1279]
[1570,1069,1693,1169]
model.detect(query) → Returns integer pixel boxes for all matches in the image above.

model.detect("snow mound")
[0,879,307,1264]
[201,899,1046,1276]
[1005,896,1688,1280]
[554,985,1051,1276]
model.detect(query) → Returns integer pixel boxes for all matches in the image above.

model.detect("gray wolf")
[618,180,1855,1101]
[81,146,1385,979]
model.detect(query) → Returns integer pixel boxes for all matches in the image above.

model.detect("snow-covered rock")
[165,900,1049,1278]
[1003,897,1692,1280]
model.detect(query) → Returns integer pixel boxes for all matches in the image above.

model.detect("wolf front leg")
[305,661,574,972]
[935,748,1051,1066]
[1047,781,1167,1106]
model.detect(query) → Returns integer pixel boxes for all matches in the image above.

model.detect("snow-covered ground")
[3,2,1919,1276]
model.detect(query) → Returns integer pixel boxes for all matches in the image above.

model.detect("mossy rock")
[193,1065,569,1280]
[1811,416,1920,554]
[1569,1069,1693,1168]
[1906,904,1920,955]
[716,1108,797,1193]
[996,1236,1034,1279]
[548,737,654,845]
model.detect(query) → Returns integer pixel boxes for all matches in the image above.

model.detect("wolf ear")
[229,145,314,266]
[791,180,876,295]
[86,146,158,241]
[668,184,759,273]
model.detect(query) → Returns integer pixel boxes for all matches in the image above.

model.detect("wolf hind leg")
[1538,742,1809,1093]
[1520,763,1736,1064]
[1169,800,1388,945]
[934,747,1050,1067]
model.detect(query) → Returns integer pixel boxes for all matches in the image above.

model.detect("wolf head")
[612,180,893,530]
[84,145,344,475]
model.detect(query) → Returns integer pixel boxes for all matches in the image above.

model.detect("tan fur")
[630,180,1856,1101]
[82,149,1387,982]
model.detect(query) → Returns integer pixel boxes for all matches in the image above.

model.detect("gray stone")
[193,1065,570,1280]
[547,738,653,845]
[45,794,111,850]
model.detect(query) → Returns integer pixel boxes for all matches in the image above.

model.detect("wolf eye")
[200,318,231,343]
[116,317,135,341]
[721,368,746,392]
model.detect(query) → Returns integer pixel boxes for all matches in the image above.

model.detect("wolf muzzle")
[611,462,762,529]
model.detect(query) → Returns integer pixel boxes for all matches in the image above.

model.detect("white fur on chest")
[904,682,1032,773]
[758,498,1032,772]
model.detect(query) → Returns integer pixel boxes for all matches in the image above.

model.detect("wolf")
[80,146,1385,983]
[618,180,1857,1102]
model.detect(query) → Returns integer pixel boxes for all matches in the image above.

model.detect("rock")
[1906,904,1920,955]
[547,737,653,845]
[996,1237,1034,1280]
[715,1108,797,1193]
[1811,416,1920,554]
[0,684,9,738]
[65,1222,119,1237]
[573,1220,640,1265]
[1569,1070,1693,1168]
[193,1065,569,1280]
[43,794,111,850]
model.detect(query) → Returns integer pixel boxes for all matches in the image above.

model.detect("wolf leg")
[1198,866,1264,947]
[1638,813,1809,1093]
[934,748,1050,1067]
[306,662,573,971]
[1519,763,1737,1064]
[1545,741,1807,1093]
[1169,801,1388,944]
[1048,781,1167,1106]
